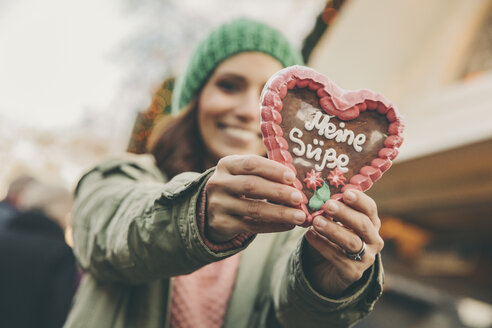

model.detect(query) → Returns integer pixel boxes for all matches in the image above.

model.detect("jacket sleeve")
[271,229,384,327]
[72,158,245,284]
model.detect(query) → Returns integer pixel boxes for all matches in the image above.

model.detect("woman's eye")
[217,80,240,93]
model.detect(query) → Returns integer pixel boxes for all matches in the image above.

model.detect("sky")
[0,0,324,190]
[0,0,323,131]
[0,0,137,128]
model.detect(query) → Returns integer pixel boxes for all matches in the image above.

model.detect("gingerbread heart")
[260,66,404,224]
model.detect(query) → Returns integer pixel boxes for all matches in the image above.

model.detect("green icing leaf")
[308,182,331,211]
[309,195,324,210]
[317,182,331,201]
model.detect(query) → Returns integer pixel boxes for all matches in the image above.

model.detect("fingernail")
[314,216,326,228]
[325,201,338,214]
[294,211,306,224]
[284,171,295,184]
[344,190,356,202]
[291,191,302,204]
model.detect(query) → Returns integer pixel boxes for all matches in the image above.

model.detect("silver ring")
[344,238,366,261]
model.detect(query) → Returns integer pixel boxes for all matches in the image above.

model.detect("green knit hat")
[171,18,304,114]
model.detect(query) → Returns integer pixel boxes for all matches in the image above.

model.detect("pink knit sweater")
[170,253,241,328]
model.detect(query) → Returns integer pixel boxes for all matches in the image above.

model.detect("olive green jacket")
[64,157,383,328]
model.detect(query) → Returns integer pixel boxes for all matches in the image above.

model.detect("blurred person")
[64,18,384,328]
[0,175,37,228]
[0,181,77,328]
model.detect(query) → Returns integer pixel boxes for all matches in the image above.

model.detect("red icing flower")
[304,169,324,190]
[327,168,347,188]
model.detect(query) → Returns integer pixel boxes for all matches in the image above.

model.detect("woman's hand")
[303,190,384,297]
[205,155,307,242]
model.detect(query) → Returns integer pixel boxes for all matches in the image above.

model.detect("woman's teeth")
[224,126,258,140]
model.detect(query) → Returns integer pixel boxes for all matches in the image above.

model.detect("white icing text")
[289,127,349,172]
[304,112,366,152]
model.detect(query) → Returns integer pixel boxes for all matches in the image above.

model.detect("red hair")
[149,101,210,178]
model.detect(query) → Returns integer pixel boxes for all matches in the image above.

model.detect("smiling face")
[198,52,283,162]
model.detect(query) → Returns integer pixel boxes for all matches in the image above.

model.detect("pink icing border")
[260,65,405,224]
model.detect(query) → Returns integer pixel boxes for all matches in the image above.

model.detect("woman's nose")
[234,88,261,122]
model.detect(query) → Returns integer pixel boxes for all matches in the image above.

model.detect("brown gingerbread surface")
[260,65,404,223]
[281,88,389,199]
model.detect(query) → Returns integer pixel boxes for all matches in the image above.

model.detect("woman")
[64,18,384,328]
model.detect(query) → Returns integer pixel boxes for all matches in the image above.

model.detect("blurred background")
[1,0,491,327]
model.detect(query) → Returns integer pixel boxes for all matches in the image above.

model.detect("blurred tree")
[127,77,175,154]
[302,0,348,63]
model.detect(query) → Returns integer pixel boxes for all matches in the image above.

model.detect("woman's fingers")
[303,191,384,295]
[208,192,301,235]
[321,196,380,245]
[223,195,306,226]
[206,154,307,240]
[310,190,384,254]
[312,216,366,255]
[307,226,377,269]
[242,216,296,234]
[305,229,370,283]
[208,190,305,226]
[222,155,296,184]
[305,229,340,261]
[322,201,375,244]
[218,174,303,206]
[210,155,302,207]
[342,190,381,229]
